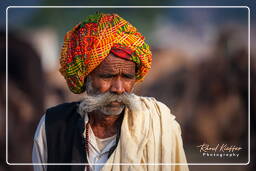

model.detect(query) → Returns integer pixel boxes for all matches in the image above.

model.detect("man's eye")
[99,74,113,78]
[123,74,135,79]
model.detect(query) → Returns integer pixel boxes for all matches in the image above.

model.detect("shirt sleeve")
[32,114,47,171]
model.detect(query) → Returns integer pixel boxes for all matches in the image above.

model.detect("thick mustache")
[89,92,131,104]
[78,92,134,114]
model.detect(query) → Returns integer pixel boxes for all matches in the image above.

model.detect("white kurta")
[32,96,189,171]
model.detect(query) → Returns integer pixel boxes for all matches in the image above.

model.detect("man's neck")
[88,110,123,139]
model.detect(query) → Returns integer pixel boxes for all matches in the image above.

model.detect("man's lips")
[106,101,123,107]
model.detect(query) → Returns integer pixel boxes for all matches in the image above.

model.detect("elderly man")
[32,13,189,171]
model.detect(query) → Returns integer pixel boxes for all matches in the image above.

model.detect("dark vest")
[45,102,86,171]
[45,102,121,171]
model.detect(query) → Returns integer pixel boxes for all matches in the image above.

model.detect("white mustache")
[78,91,140,115]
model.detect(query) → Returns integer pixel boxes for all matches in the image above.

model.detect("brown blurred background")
[0,1,255,171]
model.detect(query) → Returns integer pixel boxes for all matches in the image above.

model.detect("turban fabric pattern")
[60,13,152,94]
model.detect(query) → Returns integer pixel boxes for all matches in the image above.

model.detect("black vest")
[45,102,120,171]
[45,102,86,171]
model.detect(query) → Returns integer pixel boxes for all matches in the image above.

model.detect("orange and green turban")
[59,12,152,94]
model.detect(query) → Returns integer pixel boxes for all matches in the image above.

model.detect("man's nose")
[110,78,125,95]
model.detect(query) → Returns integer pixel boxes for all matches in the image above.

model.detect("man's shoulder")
[46,101,80,113]
[139,96,175,119]
[139,96,171,110]
[139,96,180,133]
[45,101,81,123]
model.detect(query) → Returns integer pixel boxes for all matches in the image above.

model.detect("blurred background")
[0,0,255,171]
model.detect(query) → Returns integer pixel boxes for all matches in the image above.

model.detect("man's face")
[86,53,136,115]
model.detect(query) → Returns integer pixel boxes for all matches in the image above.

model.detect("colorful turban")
[59,12,152,94]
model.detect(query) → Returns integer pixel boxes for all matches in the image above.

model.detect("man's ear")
[84,75,95,95]
[132,81,143,94]
[84,75,90,91]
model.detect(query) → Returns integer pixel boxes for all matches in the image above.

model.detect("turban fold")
[59,12,152,94]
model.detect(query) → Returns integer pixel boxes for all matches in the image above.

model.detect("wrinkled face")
[87,53,136,115]
[90,53,136,94]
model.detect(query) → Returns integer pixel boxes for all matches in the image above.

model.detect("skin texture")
[87,53,136,139]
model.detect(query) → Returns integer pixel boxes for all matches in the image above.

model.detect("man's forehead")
[93,53,136,73]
